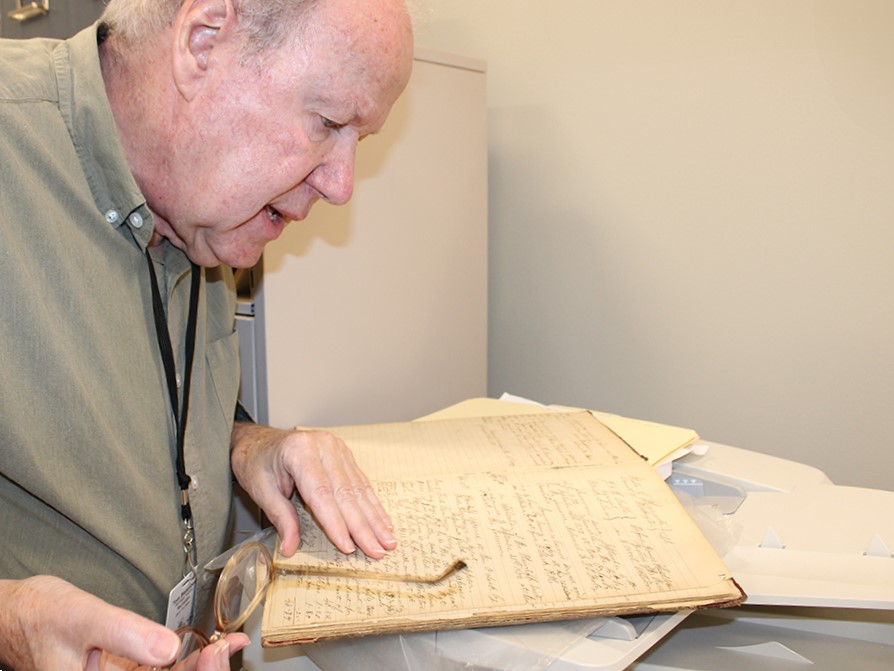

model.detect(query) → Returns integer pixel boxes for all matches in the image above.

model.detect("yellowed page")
[420,398,699,465]
[262,412,742,645]
[323,411,639,481]
[590,412,699,465]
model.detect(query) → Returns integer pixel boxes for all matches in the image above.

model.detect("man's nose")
[308,140,357,206]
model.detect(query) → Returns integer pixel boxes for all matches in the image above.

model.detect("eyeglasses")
[99,540,466,670]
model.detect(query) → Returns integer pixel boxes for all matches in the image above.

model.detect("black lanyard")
[145,249,201,573]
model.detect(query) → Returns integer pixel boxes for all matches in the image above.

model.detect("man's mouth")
[265,205,284,223]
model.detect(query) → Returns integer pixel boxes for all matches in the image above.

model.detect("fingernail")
[148,629,180,663]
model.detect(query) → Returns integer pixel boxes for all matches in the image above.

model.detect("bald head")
[101,0,416,58]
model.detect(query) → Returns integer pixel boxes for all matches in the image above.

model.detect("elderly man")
[0,0,414,668]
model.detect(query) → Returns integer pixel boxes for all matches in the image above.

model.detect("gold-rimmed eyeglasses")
[100,539,466,669]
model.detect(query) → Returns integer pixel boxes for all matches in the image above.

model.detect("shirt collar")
[56,23,154,250]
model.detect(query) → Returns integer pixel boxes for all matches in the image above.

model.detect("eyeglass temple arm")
[274,558,467,585]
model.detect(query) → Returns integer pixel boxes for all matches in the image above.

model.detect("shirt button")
[105,209,120,224]
[129,212,144,229]
[176,373,182,389]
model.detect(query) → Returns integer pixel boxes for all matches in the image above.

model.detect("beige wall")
[416,1,894,490]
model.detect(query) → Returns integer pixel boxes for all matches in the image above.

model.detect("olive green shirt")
[0,25,240,621]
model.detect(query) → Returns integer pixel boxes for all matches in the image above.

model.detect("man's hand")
[97,633,249,671]
[230,423,397,558]
[0,576,183,671]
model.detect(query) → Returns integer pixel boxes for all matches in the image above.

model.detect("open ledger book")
[261,408,744,646]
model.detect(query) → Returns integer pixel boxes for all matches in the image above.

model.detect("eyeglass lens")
[214,541,272,633]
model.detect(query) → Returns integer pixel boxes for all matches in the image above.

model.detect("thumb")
[259,493,302,557]
[84,605,181,668]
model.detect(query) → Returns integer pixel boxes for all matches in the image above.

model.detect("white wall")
[416,1,894,490]
[257,52,487,429]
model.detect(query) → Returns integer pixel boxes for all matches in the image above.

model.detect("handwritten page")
[418,397,700,465]
[262,411,742,645]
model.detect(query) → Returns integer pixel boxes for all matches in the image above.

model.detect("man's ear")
[171,0,235,101]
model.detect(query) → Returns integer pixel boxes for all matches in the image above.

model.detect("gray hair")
[102,0,323,60]
[101,0,421,58]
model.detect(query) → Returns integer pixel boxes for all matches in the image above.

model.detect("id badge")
[165,571,197,630]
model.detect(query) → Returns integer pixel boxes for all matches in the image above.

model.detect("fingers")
[6,575,181,671]
[100,633,250,671]
[231,423,398,560]
[258,485,303,558]
[286,431,397,559]
[189,634,250,671]
[319,452,396,557]
[86,609,180,667]
[93,651,143,671]
[4,563,249,671]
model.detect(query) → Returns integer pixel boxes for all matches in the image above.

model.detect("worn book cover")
[261,410,744,646]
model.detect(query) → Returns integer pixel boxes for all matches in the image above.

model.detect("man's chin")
[229,253,264,270]
[219,246,265,269]
[183,244,263,269]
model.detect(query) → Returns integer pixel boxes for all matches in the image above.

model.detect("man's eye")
[321,116,346,131]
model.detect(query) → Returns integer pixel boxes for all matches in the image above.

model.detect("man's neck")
[99,33,180,244]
